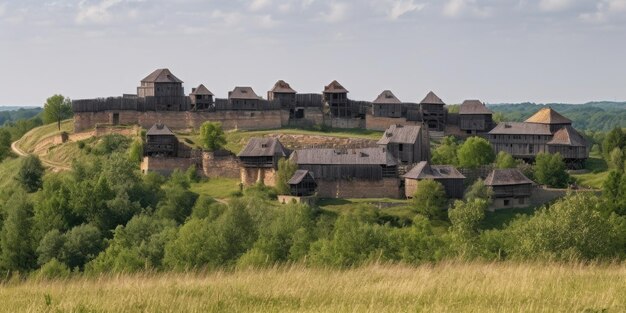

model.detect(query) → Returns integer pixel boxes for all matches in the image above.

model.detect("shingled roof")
[548,126,587,147]
[485,169,534,186]
[323,80,349,94]
[271,80,297,94]
[420,91,445,105]
[146,123,175,136]
[238,138,289,157]
[292,147,397,166]
[191,84,213,96]
[141,69,183,84]
[373,90,402,104]
[525,108,572,124]
[377,124,422,145]
[229,87,261,100]
[403,161,465,180]
[459,100,492,115]
[288,170,314,185]
[488,122,552,135]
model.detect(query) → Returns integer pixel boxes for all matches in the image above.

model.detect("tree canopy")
[457,137,495,169]
[43,95,72,131]
[199,122,227,151]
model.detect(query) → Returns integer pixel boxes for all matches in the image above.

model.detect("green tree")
[495,151,516,169]
[43,94,72,131]
[199,122,226,151]
[0,128,11,161]
[602,171,626,216]
[448,199,487,259]
[36,230,65,266]
[608,147,624,171]
[534,152,570,188]
[127,139,143,164]
[275,158,298,195]
[464,178,494,204]
[431,136,458,165]
[0,192,35,271]
[603,127,625,159]
[16,155,45,192]
[412,180,447,218]
[60,224,104,270]
[457,137,495,169]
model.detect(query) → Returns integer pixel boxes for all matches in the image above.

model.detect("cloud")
[76,0,123,24]
[538,0,573,12]
[0,3,6,17]
[388,0,425,20]
[249,0,271,11]
[211,10,244,27]
[319,2,348,23]
[443,0,492,18]
[580,0,626,23]
[257,14,279,28]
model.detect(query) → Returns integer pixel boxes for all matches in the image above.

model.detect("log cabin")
[484,168,535,210]
[144,123,179,157]
[419,91,447,131]
[403,161,466,199]
[190,84,214,111]
[377,124,430,165]
[238,138,290,186]
[459,100,494,134]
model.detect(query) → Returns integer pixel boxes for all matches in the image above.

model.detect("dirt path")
[11,139,71,172]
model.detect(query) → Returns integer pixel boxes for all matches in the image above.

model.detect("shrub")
[32,258,70,280]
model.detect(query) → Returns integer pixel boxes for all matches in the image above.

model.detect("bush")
[534,152,570,188]
[16,155,45,192]
[199,122,226,151]
[457,137,495,169]
[32,258,70,280]
[412,180,447,218]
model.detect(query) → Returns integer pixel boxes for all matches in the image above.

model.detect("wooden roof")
[271,80,297,94]
[146,123,175,136]
[238,138,289,157]
[485,169,534,186]
[488,122,552,135]
[323,80,349,94]
[377,124,422,145]
[288,170,314,185]
[141,69,183,83]
[420,91,445,105]
[191,84,214,96]
[229,87,261,100]
[459,100,492,115]
[403,161,465,180]
[547,126,587,147]
[525,108,572,124]
[292,147,397,166]
[373,90,401,104]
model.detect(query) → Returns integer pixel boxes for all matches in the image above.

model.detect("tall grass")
[2,263,625,312]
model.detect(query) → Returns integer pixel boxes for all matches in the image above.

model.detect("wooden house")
[372,90,403,118]
[403,161,465,199]
[459,100,494,134]
[525,107,573,133]
[547,126,588,166]
[377,124,430,165]
[229,87,262,110]
[323,80,350,118]
[419,91,446,131]
[268,80,297,109]
[484,168,534,210]
[238,138,290,186]
[144,123,179,157]
[288,170,317,197]
[137,69,186,111]
[190,84,214,111]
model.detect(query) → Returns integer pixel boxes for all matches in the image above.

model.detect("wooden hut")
[323,80,350,118]
[137,69,186,111]
[288,170,317,196]
[459,100,494,134]
[377,124,430,165]
[238,138,290,186]
[484,169,535,210]
[419,91,446,131]
[190,84,214,111]
[403,161,465,199]
[268,80,297,109]
[372,90,403,118]
[144,123,179,157]
[229,87,262,110]
[547,126,588,168]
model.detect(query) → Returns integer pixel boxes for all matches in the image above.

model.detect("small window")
[518,198,525,205]
[504,199,510,206]
[398,144,404,152]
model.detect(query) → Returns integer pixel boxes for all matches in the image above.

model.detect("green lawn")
[571,151,609,189]
[190,177,242,199]
[0,157,22,191]
[17,120,73,153]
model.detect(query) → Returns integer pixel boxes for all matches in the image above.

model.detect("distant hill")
[0,107,43,126]
[487,101,626,132]
[0,106,40,111]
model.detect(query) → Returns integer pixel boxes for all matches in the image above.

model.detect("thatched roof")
[459,100,492,115]
[403,161,465,180]
[373,90,401,104]
[548,126,587,147]
[420,91,445,105]
[292,147,397,166]
[229,87,261,100]
[288,170,314,185]
[191,84,213,96]
[488,122,552,135]
[238,138,289,157]
[271,80,297,94]
[377,125,422,145]
[485,169,534,186]
[525,108,572,124]
[141,69,183,83]
[146,123,175,136]
[323,80,348,94]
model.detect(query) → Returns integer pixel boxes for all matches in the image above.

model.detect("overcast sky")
[1,0,625,106]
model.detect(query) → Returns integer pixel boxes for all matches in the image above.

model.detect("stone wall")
[202,151,240,179]
[316,178,402,199]
[365,115,421,131]
[323,117,364,129]
[277,195,317,206]
[240,167,277,187]
[140,156,199,176]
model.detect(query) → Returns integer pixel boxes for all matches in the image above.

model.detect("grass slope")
[190,177,241,199]
[16,120,73,153]
[2,263,625,312]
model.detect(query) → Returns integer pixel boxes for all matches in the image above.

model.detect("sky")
[0,0,625,106]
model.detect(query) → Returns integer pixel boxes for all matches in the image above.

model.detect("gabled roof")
[292,147,397,166]
[238,138,289,157]
[141,69,183,83]
[323,80,349,94]
[488,122,552,135]
[525,108,572,124]
[548,125,587,147]
[271,80,297,94]
[146,123,175,136]
[288,170,314,185]
[485,169,534,186]
[403,161,465,180]
[459,100,492,115]
[191,84,214,96]
[377,124,422,145]
[420,91,445,105]
[229,87,261,100]
[373,90,402,104]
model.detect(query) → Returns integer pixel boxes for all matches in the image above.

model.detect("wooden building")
[525,107,573,133]
[419,91,446,131]
[372,90,403,118]
[190,84,214,111]
[268,80,297,109]
[403,161,466,199]
[459,100,494,134]
[377,124,430,165]
[229,87,262,110]
[547,126,588,166]
[144,123,179,157]
[323,80,350,118]
[288,170,317,197]
[137,69,186,111]
[238,138,290,186]
[484,168,535,210]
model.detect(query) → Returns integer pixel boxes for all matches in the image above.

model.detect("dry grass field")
[1,263,625,313]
